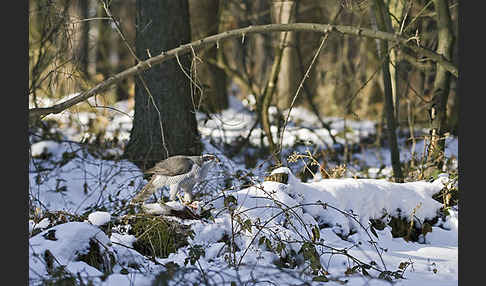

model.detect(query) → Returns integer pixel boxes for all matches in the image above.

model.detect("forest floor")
[28,94,458,286]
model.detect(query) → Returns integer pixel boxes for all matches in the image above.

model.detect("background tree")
[388,0,408,123]
[371,0,404,182]
[124,0,201,170]
[271,0,299,111]
[188,0,229,114]
[426,0,455,171]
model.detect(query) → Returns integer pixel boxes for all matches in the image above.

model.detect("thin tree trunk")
[248,0,272,92]
[388,0,409,124]
[271,0,299,111]
[259,1,296,164]
[87,0,100,78]
[427,0,454,170]
[124,0,200,170]
[79,0,90,78]
[259,38,286,164]
[371,0,404,182]
[115,0,136,101]
[188,0,228,113]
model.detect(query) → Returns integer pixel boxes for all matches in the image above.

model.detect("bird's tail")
[130,179,156,205]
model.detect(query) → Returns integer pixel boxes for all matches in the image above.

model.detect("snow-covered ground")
[29,95,458,285]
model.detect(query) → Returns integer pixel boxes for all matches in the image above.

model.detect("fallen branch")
[29,22,458,123]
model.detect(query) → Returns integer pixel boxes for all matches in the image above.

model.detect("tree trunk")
[271,0,299,111]
[248,0,272,92]
[388,0,408,124]
[427,0,454,170]
[124,0,201,170]
[188,0,228,113]
[294,0,323,114]
[87,0,100,78]
[115,0,136,101]
[371,0,404,182]
[79,0,90,77]
[258,0,297,164]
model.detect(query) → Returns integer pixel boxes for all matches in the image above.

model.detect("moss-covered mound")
[77,238,115,274]
[127,215,193,258]
[370,212,441,242]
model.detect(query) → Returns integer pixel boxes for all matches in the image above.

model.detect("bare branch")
[29,22,458,123]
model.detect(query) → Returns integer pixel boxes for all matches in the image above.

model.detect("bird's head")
[201,154,220,164]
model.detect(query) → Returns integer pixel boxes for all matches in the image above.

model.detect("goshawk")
[131,154,219,205]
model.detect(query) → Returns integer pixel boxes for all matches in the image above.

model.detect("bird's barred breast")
[150,163,202,189]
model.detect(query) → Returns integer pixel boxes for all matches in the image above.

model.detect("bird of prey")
[130,154,219,205]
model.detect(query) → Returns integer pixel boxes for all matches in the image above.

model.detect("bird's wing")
[144,156,194,176]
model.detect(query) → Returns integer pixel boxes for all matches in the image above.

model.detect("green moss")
[388,216,414,241]
[76,239,114,274]
[371,214,438,242]
[128,215,192,258]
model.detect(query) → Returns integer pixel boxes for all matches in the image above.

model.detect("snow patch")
[88,211,111,226]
